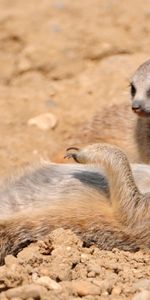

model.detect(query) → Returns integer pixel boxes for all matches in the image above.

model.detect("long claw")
[66,146,79,152]
[64,153,74,160]
[64,152,80,163]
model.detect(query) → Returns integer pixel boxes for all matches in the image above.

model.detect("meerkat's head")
[130,60,150,117]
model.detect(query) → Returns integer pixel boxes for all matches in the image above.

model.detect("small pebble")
[1,284,45,299]
[87,263,101,274]
[34,276,62,291]
[133,290,150,300]
[112,286,122,295]
[133,279,150,291]
[71,280,100,296]
[5,255,18,267]
[28,112,58,130]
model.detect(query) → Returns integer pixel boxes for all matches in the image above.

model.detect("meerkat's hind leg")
[64,143,143,228]
[65,146,81,163]
[65,143,118,165]
[65,146,91,164]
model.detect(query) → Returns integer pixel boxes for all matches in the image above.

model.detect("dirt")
[0,229,150,300]
[0,0,150,299]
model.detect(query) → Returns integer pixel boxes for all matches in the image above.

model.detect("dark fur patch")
[71,170,109,196]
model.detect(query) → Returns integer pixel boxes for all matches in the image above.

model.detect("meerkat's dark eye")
[130,83,136,97]
[147,89,150,97]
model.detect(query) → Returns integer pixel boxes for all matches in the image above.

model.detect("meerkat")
[0,143,150,263]
[70,59,150,164]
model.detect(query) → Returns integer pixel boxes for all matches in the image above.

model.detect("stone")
[71,280,100,296]
[28,112,58,130]
[133,290,150,300]
[33,276,62,291]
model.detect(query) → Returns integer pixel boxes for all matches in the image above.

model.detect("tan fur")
[58,59,150,164]
[76,103,140,162]
[2,59,150,262]
[0,191,139,264]
[0,142,150,264]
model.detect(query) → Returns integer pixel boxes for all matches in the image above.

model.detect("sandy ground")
[1,0,150,299]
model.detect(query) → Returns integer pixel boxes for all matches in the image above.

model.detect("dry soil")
[0,1,150,299]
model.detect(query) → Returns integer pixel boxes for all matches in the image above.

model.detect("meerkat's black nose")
[132,100,142,112]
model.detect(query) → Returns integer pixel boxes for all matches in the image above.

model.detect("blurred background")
[0,0,150,176]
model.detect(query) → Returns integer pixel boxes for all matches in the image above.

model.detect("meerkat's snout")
[132,99,142,113]
[131,99,148,116]
[131,97,150,116]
